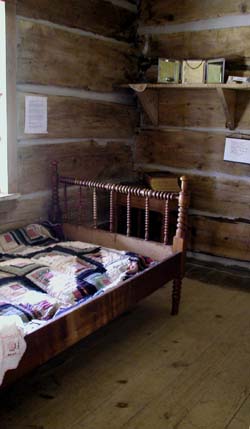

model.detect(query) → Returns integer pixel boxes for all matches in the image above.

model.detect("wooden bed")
[1,162,189,389]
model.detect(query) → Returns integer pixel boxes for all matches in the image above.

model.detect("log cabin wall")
[135,0,250,265]
[0,0,139,231]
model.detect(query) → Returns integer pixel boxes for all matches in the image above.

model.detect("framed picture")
[182,60,205,84]
[158,59,181,83]
[206,58,225,83]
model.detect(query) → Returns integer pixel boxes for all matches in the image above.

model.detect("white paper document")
[25,95,48,134]
[224,137,250,164]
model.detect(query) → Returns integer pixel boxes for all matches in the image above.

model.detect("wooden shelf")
[121,83,250,90]
[122,83,250,130]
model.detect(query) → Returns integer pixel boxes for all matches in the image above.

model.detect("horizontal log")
[0,193,50,232]
[143,89,224,128]
[0,187,95,233]
[187,176,250,219]
[135,170,249,222]
[139,170,250,220]
[18,93,138,140]
[18,140,134,194]
[140,0,250,26]
[135,130,250,177]
[17,0,136,42]
[17,19,137,92]
[188,215,250,262]
[141,89,250,129]
[151,27,250,62]
[190,175,246,220]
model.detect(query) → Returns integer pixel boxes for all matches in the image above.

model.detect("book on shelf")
[144,172,180,192]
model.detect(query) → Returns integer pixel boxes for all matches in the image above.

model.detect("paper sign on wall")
[25,95,48,134]
[224,137,250,165]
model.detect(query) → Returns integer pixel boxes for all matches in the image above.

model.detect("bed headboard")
[50,161,189,252]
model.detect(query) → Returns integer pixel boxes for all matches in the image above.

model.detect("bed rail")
[50,161,189,251]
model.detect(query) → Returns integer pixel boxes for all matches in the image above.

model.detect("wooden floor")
[1,263,250,429]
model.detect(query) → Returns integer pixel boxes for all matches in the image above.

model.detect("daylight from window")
[0,0,8,194]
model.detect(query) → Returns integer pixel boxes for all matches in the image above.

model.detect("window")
[0,0,17,196]
[0,0,8,193]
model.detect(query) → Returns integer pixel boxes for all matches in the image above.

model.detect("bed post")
[172,176,189,315]
[50,160,61,223]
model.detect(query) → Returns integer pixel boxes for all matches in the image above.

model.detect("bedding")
[0,315,26,385]
[0,224,156,334]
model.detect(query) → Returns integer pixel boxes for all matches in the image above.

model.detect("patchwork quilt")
[0,223,155,334]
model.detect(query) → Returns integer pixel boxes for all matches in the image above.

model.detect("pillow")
[14,223,59,246]
[0,223,60,255]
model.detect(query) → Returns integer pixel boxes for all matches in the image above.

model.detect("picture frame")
[158,59,181,83]
[182,60,205,84]
[206,58,225,83]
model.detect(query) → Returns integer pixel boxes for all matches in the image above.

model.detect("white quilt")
[0,315,26,385]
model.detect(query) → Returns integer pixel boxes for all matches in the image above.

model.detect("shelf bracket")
[216,88,236,130]
[137,89,159,126]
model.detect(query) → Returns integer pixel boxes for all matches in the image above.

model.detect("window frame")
[1,0,17,195]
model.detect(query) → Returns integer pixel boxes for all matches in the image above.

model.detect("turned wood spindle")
[175,176,189,241]
[78,185,83,225]
[163,199,169,245]
[126,192,131,237]
[63,182,68,222]
[144,196,149,241]
[93,188,97,229]
[109,190,114,233]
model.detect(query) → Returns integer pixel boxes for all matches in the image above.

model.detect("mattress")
[0,223,156,334]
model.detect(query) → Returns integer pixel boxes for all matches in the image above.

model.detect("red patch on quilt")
[4,233,13,243]
[25,226,41,240]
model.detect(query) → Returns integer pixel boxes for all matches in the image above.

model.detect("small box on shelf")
[144,172,181,192]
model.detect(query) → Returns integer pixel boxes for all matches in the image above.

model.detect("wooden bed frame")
[1,162,189,389]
